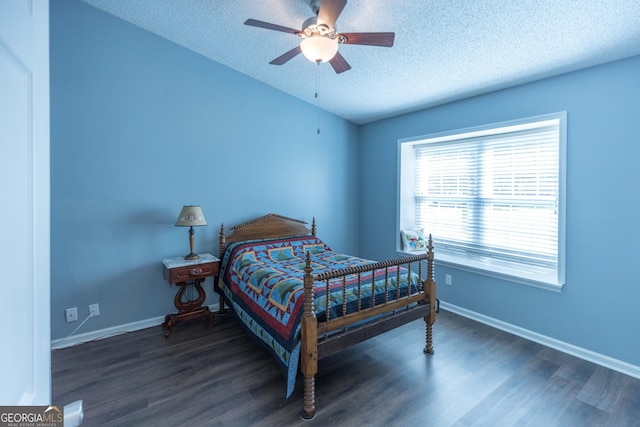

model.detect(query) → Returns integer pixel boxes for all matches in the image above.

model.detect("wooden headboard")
[219,213,316,256]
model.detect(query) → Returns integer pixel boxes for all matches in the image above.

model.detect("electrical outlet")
[445,274,452,286]
[65,307,78,322]
[89,303,100,317]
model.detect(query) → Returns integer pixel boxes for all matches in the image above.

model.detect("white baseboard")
[440,301,640,380]
[51,303,221,350]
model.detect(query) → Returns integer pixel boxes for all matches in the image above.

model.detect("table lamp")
[175,205,207,260]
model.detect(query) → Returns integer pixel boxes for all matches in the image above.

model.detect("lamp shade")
[300,36,339,63]
[175,205,207,227]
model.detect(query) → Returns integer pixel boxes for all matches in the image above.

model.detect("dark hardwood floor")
[52,310,640,426]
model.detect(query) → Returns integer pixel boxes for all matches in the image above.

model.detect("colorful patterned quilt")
[218,236,421,397]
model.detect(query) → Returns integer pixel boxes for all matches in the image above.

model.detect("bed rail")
[311,252,431,334]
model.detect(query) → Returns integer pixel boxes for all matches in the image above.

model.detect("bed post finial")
[312,217,316,237]
[427,234,434,281]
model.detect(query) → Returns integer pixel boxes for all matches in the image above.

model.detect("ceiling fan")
[244,0,395,74]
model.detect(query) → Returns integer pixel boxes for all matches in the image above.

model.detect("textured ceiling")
[80,0,640,124]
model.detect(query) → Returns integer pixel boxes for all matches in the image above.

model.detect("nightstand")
[161,253,220,337]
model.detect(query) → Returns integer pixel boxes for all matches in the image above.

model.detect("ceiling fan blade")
[329,51,351,74]
[269,46,302,65]
[338,32,395,47]
[317,0,347,29]
[244,19,300,35]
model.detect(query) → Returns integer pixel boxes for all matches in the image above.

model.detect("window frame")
[397,112,567,291]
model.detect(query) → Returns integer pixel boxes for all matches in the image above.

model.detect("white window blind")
[409,114,565,288]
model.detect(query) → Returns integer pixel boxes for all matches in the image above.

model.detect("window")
[398,113,566,290]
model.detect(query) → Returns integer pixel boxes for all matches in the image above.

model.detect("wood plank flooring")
[51,310,640,426]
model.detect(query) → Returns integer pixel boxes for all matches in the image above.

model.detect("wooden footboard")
[300,236,436,420]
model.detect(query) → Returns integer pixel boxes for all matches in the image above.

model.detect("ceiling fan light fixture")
[300,36,338,63]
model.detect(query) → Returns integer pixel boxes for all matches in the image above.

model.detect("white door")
[0,0,51,404]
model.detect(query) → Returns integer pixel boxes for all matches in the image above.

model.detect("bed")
[214,213,437,420]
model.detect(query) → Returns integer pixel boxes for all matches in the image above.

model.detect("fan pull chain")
[316,62,320,135]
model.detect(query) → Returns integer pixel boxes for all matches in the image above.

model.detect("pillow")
[401,229,428,251]
[268,246,296,261]
[303,244,325,254]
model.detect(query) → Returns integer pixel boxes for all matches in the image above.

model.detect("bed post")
[300,252,318,420]
[311,217,316,237]
[219,224,225,256]
[218,224,226,314]
[424,234,437,354]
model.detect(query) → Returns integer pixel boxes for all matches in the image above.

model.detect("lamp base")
[184,253,200,260]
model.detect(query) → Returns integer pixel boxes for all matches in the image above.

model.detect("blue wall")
[359,55,640,366]
[50,0,359,340]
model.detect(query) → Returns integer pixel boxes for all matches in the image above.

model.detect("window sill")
[397,248,564,293]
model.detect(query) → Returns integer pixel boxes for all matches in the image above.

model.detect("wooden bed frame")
[217,213,437,420]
